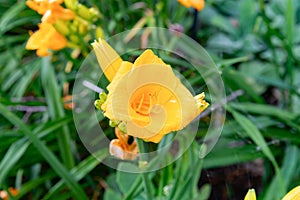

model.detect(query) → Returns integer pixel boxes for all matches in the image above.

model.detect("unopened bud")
[54,20,70,35]
[64,0,78,10]
[95,27,104,39]
[109,120,118,127]
[118,121,127,133]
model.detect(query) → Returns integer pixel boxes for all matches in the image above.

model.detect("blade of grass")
[228,102,300,131]
[263,145,299,200]
[230,109,286,196]
[0,117,71,186]
[0,2,25,34]
[0,103,88,200]
[286,0,295,110]
[223,68,265,103]
[15,173,55,199]
[41,57,74,169]
[42,149,108,200]
[0,138,29,187]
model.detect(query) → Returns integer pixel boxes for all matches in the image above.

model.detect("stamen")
[137,93,144,111]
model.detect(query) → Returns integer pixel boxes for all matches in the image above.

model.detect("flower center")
[131,92,157,116]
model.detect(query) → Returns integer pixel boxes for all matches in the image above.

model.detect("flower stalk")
[136,138,153,200]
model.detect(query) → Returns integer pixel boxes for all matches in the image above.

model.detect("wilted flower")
[26,23,67,56]
[93,39,209,143]
[109,128,138,160]
[178,0,205,11]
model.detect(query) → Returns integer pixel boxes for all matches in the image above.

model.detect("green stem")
[136,138,153,200]
[142,173,153,200]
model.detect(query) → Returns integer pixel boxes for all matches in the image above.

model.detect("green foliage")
[0,0,300,199]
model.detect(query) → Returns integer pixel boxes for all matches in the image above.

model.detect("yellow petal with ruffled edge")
[92,39,123,82]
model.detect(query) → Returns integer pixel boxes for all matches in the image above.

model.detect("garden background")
[0,0,300,199]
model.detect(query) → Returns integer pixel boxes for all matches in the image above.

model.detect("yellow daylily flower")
[26,0,74,23]
[92,39,208,143]
[109,128,138,160]
[244,189,256,200]
[178,0,205,11]
[26,23,67,57]
[282,186,300,200]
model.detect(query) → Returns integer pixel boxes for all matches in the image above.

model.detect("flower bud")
[64,0,78,10]
[95,27,104,39]
[92,39,123,82]
[54,20,70,35]
[117,121,127,133]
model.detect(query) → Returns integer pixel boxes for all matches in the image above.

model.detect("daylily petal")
[244,189,256,200]
[92,39,123,82]
[102,50,203,142]
[178,0,192,8]
[26,23,67,56]
[26,0,74,24]
[133,49,166,67]
[190,0,205,11]
[178,0,205,11]
[282,186,300,200]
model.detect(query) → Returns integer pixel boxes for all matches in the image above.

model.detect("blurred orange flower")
[109,128,138,160]
[178,0,205,11]
[26,0,74,23]
[0,188,18,200]
[26,23,67,56]
[93,39,209,143]
[63,95,75,110]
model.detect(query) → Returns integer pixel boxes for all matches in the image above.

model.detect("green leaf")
[0,117,71,187]
[230,110,286,196]
[42,149,108,200]
[223,68,265,103]
[193,184,211,200]
[104,189,123,200]
[263,145,299,200]
[286,0,295,45]
[0,103,88,200]
[116,162,139,195]
[41,57,74,169]
[16,173,55,199]
[228,102,300,131]
[0,2,25,34]
[0,138,29,186]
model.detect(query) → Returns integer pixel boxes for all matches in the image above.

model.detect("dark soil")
[199,159,264,200]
